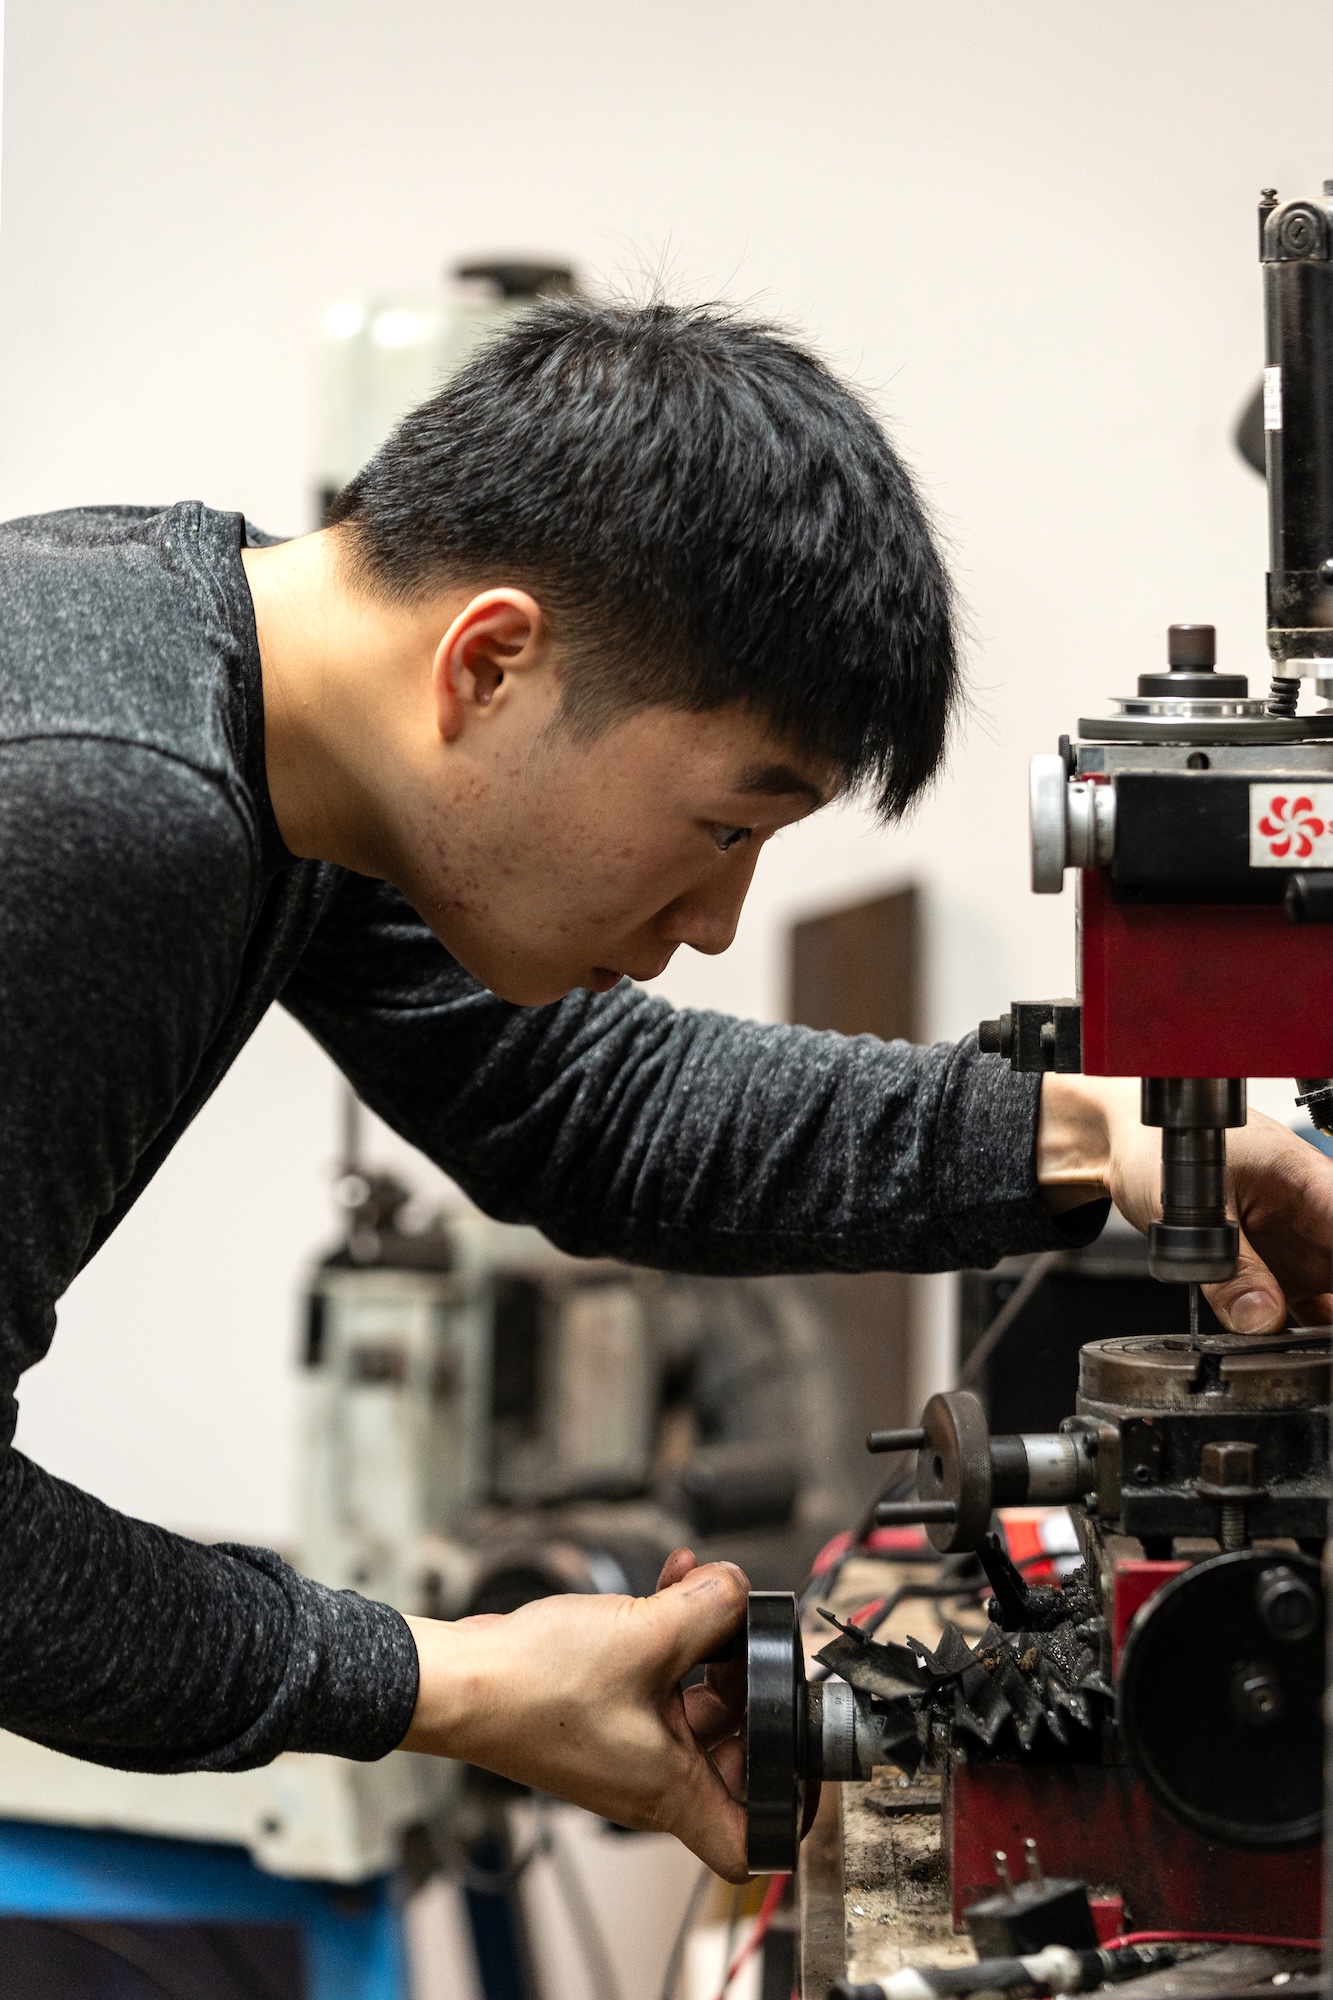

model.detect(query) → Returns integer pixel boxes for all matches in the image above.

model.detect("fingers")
[710,1733,745,1803]
[668,1750,750,1883]
[656,1547,699,1592]
[653,1560,750,1684]
[683,1668,745,1750]
[1227,1116,1333,1316]
[1203,1229,1287,1333]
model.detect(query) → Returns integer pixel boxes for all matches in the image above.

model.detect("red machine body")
[1079,867,1333,1079]
[946,1553,1323,1938]
[945,1760,1322,1938]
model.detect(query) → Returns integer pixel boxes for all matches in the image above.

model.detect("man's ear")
[432,589,547,743]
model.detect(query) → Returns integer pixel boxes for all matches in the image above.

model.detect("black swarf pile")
[813,1534,1113,1767]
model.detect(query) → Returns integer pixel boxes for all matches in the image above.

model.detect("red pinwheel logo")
[1257,793,1327,860]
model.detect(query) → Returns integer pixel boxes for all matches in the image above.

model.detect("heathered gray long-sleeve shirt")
[0,501,1104,1772]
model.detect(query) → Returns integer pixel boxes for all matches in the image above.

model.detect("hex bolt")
[1201,1441,1258,1484]
[1233,1661,1283,1727]
[1198,1440,1261,1553]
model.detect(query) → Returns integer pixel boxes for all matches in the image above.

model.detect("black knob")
[1167,623,1216,669]
[867,1428,927,1454]
[1256,1564,1320,1644]
[1137,623,1249,700]
[978,1014,1013,1058]
[873,1499,958,1526]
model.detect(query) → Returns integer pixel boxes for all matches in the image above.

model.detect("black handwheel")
[745,1590,807,1875]
[916,1390,994,1552]
[1119,1549,1324,1848]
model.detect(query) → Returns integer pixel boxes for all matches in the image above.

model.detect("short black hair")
[328,298,958,820]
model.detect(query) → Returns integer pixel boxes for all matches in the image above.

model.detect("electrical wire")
[956,1251,1061,1389]
[798,1471,920,1616]
[1149,1986,1325,2000]
[719,1882,743,1997]
[455,1827,549,1896]
[533,1802,623,2000]
[1103,1932,1322,1953]
[50,1924,197,2000]
[657,1863,712,2000]
[709,1873,790,2000]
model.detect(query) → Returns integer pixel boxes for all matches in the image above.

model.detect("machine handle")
[1286,871,1333,922]
[867,1428,927,1453]
[874,1499,959,1526]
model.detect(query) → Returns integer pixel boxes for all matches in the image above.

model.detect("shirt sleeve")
[282,871,1108,1276]
[0,740,418,1771]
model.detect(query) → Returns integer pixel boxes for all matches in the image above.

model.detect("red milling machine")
[739,184,1333,1951]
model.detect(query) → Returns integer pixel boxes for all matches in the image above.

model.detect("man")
[0,299,1327,1885]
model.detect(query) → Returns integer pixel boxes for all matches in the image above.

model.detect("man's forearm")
[0,1445,417,1771]
[288,883,1102,1276]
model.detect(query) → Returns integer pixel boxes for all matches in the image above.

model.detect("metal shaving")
[813,1533,1112,1764]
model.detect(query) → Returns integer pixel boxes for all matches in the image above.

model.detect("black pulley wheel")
[745,1591,806,1875]
[1118,1550,1324,1849]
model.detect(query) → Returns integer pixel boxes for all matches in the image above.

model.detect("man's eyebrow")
[733,761,827,807]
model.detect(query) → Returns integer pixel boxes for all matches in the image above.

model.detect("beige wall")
[4,0,1328,1537]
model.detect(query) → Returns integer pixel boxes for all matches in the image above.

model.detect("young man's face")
[401,659,836,1006]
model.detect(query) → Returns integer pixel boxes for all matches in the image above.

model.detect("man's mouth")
[587,954,674,991]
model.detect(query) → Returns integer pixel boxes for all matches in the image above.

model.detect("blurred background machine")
[735,181,1333,2000]
[301,1094,860,1627]
[295,1101,860,2000]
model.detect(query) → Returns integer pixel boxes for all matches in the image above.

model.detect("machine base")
[943,1758,1322,1938]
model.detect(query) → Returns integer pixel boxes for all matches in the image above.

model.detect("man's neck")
[242,529,439,875]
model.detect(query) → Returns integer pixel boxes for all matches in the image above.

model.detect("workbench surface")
[798,1553,981,1997]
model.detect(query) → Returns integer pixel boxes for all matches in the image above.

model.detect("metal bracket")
[978,999,1083,1073]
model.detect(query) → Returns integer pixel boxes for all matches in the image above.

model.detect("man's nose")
[661,861,757,957]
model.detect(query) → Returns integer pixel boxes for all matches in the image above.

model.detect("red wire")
[710,1872,790,1998]
[1105,1930,1322,1952]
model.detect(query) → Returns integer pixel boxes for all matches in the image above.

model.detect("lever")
[874,1500,959,1525]
[867,1427,927,1453]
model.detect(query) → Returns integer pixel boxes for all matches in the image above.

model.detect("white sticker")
[1264,364,1283,431]
[1249,781,1333,865]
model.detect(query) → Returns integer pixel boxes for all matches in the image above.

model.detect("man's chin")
[470,963,622,1008]
[442,942,632,1008]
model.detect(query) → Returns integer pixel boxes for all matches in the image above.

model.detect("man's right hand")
[1039,1074,1333,1332]
[402,1551,751,1881]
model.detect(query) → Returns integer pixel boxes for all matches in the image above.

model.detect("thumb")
[653,1561,749,1683]
[1203,1229,1287,1334]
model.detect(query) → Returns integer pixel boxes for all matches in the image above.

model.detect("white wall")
[3,0,1328,1539]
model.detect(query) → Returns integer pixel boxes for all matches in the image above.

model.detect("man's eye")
[710,824,752,853]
